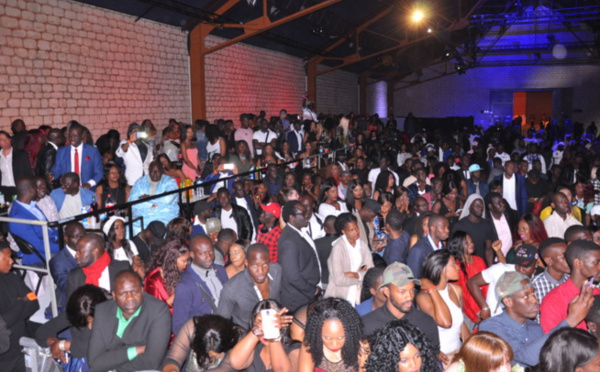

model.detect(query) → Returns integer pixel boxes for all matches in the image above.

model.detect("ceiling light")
[412,10,424,22]
[427,28,432,33]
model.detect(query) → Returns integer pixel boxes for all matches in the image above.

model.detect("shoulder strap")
[195,280,219,313]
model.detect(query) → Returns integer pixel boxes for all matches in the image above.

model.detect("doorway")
[513,91,553,135]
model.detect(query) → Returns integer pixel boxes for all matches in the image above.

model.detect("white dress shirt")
[0,148,15,187]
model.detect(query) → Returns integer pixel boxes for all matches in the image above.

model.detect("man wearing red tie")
[49,122,103,191]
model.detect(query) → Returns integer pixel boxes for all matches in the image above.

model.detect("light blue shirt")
[15,200,47,221]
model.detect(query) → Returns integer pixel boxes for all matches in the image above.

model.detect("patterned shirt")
[257,224,282,263]
[532,269,569,322]
[592,178,600,205]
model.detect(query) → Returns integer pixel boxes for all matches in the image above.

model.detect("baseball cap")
[206,218,222,234]
[468,164,482,173]
[102,216,126,237]
[260,202,281,219]
[378,262,422,290]
[147,221,166,241]
[364,199,382,215]
[513,244,539,268]
[495,271,532,311]
[194,201,213,216]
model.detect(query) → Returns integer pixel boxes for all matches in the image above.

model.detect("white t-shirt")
[318,202,348,218]
[367,168,400,190]
[112,240,139,265]
[220,207,238,234]
[252,130,277,156]
[481,263,515,316]
[503,175,517,211]
[60,193,83,219]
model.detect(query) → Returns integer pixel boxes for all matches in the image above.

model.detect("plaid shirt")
[257,224,282,263]
[592,178,600,205]
[532,269,569,322]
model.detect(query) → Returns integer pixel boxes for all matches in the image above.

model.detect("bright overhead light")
[427,28,432,33]
[412,10,424,22]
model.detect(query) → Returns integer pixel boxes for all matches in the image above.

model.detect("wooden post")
[307,59,317,109]
[359,72,368,115]
[190,25,208,120]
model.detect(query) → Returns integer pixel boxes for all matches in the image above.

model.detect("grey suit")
[217,263,283,329]
[88,293,171,372]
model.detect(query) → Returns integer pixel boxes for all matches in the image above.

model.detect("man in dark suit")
[287,120,305,155]
[10,119,27,151]
[49,122,103,191]
[66,233,130,298]
[406,214,449,278]
[8,177,59,265]
[36,128,65,183]
[172,235,228,335]
[49,222,83,311]
[494,160,528,216]
[0,130,34,200]
[278,200,322,311]
[88,270,171,372]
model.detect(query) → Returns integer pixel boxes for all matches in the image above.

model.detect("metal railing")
[3,144,354,318]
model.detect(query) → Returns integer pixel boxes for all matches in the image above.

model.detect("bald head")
[16,177,36,203]
[190,234,215,269]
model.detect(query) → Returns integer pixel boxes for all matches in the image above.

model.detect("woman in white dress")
[416,249,468,366]
[317,180,348,219]
[102,215,145,279]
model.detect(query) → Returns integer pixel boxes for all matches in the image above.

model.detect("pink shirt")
[540,278,600,333]
[491,214,512,255]
[234,128,254,155]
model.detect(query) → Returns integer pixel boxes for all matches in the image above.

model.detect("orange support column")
[359,72,368,116]
[306,59,317,109]
[190,25,208,120]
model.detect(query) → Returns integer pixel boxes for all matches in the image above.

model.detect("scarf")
[82,251,111,286]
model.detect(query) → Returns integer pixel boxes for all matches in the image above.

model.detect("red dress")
[456,257,488,323]
[144,267,172,314]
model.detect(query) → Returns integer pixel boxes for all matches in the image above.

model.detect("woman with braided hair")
[364,319,440,372]
[299,297,364,372]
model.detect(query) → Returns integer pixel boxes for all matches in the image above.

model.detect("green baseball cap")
[378,262,422,290]
[495,271,532,311]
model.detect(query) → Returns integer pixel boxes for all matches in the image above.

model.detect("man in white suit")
[116,123,154,186]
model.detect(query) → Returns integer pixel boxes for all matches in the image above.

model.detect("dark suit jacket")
[406,236,443,278]
[467,179,490,199]
[35,143,57,179]
[66,260,131,299]
[287,130,305,154]
[407,182,432,205]
[51,144,103,188]
[88,294,171,372]
[172,264,228,335]
[494,173,528,216]
[214,204,254,241]
[49,247,78,310]
[278,225,321,312]
[0,148,33,186]
[8,201,59,265]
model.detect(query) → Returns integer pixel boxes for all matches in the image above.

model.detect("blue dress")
[129,175,179,235]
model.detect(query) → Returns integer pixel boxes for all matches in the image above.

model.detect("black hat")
[194,201,213,216]
[147,221,166,241]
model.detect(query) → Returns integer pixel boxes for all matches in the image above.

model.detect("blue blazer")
[51,144,103,189]
[406,236,442,279]
[172,264,228,335]
[190,224,207,238]
[494,174,528,216]
[50,187,96,211]
[49,247,78,311]
[8,201,59,265]
[287,131,305,154]
[407,183,432,205]
[466,179,490,200]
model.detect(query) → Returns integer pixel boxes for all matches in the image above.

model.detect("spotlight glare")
[412,10,424,22]
[427,28,432,33]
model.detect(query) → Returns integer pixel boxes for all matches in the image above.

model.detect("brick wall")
[316,66,359,115]
[0,0,191,138]
[204,35,306,121]
[0,0,359,136]
[391,63,600,128]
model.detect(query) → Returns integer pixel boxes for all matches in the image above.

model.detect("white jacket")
[115,140,154,186]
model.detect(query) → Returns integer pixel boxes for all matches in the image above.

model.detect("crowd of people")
[1,110,600,372]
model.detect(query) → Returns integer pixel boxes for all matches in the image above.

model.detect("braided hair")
[304,297,363,369]
[365,319,440,372]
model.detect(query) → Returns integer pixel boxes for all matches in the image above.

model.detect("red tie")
[74,148,80,176]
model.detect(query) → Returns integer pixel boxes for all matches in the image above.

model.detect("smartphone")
[261,309,280,340]
[223,163,234,170]
[585,277,595,291]
[136,131,147,139]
